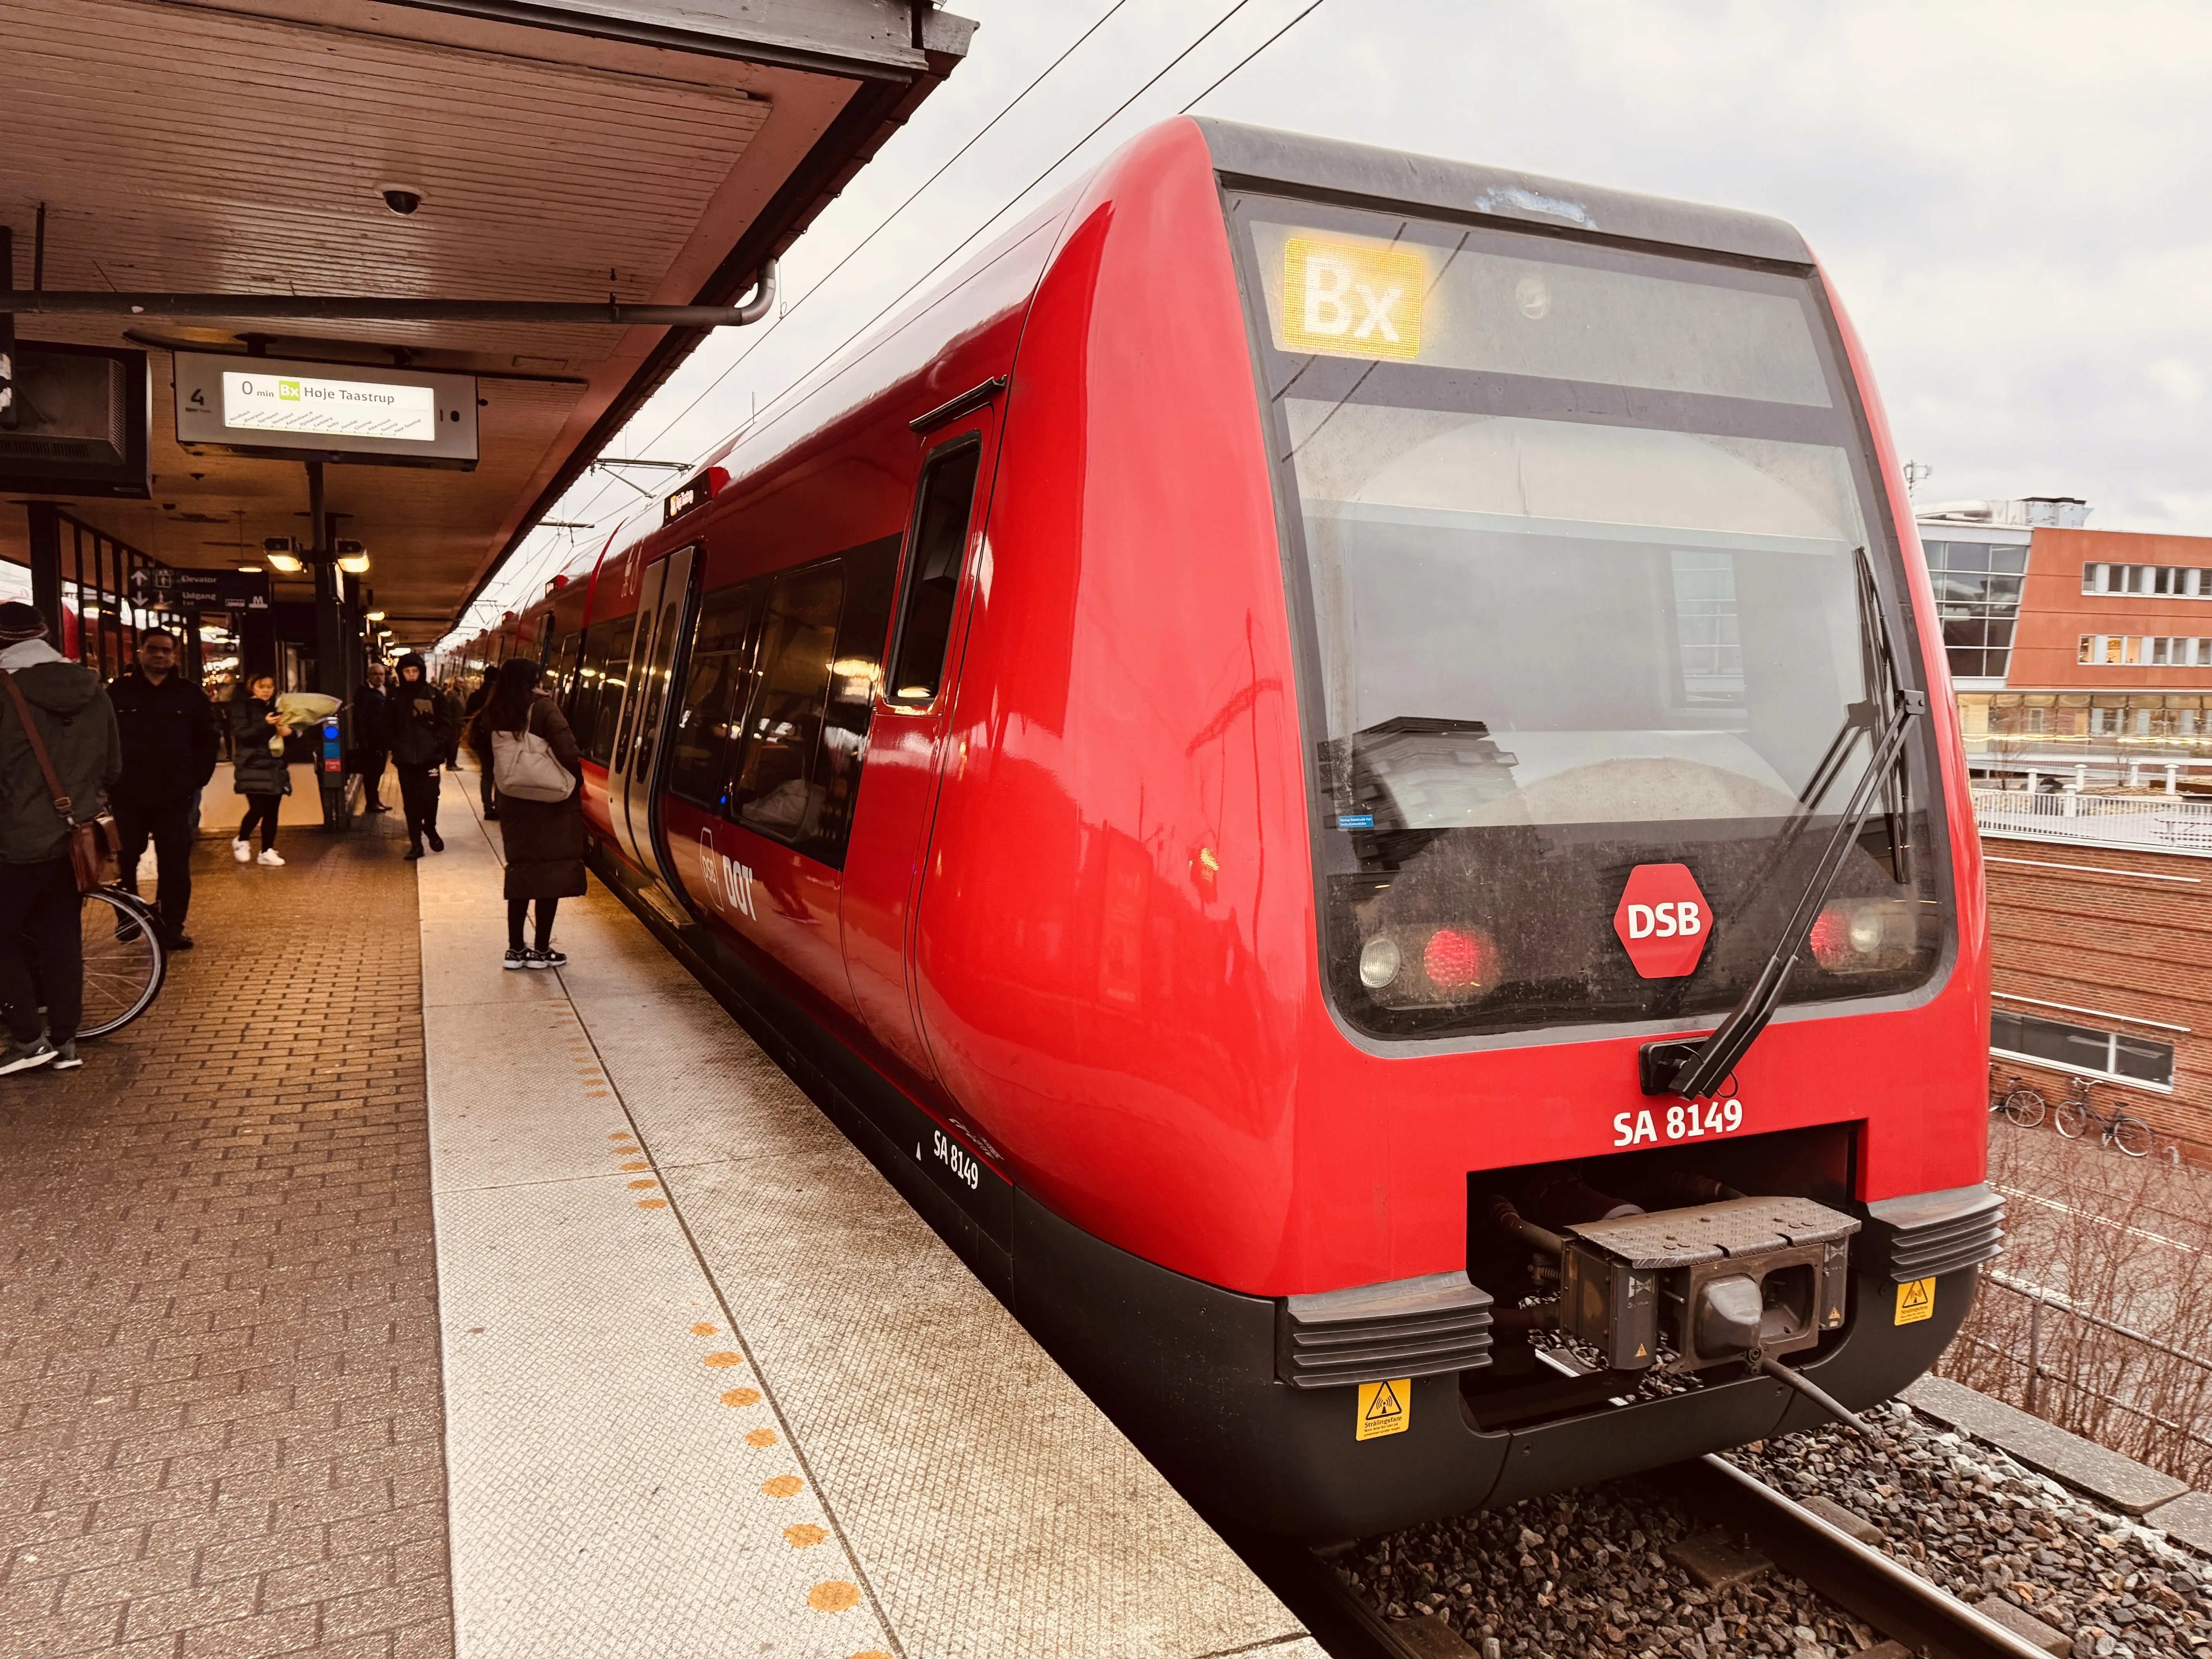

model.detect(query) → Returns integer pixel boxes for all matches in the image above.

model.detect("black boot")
[426,828,444,852]
[404,841,424,860]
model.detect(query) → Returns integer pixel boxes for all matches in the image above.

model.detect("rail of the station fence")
[1972,789,2212,853]
[1947,1269,2212,1460]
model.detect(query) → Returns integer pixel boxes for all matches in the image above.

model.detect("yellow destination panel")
[1282,238,1426,361]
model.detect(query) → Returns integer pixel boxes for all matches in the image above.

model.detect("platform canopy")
[0,0,974,646]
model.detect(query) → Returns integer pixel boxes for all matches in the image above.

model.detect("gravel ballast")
[1330,1401,2212,1659]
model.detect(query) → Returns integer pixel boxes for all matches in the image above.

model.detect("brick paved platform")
[0,809,454,1659]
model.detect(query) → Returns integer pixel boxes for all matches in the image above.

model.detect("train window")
[803,536,901,865]
[731,565,844,842]
[582,617,632,768]
[668,583,760,810]
[551,630,582,704]
[884,442,981,707]
[1232,195,1944,1041]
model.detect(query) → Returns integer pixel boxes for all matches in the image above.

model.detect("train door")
[605,546,697,883]
[841,422,992,1083]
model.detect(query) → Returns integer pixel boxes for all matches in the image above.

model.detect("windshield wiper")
[1658,550,1925,1102]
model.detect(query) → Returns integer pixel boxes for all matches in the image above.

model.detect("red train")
[446,118,1999,1536]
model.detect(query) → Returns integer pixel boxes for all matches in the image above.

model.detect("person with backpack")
[465,657,584,969]
[228,674,293,865]
[389,654,456,860]
[0,601,123,1075]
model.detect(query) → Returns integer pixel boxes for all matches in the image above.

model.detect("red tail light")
[1424,927,1491,989]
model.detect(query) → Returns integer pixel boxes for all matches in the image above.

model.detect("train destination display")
[172,350,479,469]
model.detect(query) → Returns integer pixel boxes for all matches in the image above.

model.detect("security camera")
[380,187,423,215]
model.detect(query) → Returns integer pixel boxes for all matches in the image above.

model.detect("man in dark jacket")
[353,661,390,812]
[108,629,220,950]
[388,653,456,860]
[0,601,123,1073]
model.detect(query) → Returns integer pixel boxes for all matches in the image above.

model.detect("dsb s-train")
[448,119,1999,1537]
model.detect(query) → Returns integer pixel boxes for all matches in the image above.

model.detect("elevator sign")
[172,350,479,470]
[1612,864,1712,979]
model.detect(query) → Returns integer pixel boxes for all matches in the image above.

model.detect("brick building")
[1923,497,2212,780]
[1982,833,2212,1160]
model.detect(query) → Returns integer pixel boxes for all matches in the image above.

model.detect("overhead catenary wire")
[461,0,1325,642]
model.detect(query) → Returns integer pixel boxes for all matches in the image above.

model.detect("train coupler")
[1554,1195,1858,1373]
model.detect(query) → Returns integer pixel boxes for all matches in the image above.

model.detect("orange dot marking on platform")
[691,1322,717,1336]
[621,1161,651,1171]
[607,1133,632,1141]
[721,1386,762,1407]
[635,1199,668,1209]
[852,1651,894,1659]
[627,1179,659,1190]
[745,1428,777,1446]
[808,1582,860,1612]
[762,1475,803,1498]
[785,1524,827,1548]
[703,1352,747,1369]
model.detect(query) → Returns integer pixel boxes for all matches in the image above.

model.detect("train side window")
[551,630,582,704]
[885,441,981,708]
[586,618,632,767]
[731,564,845,843]
[802,536,901,865]
[668,583,760,810]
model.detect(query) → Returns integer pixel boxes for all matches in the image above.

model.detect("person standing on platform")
[228,674,292,866]
[390,653,455,860]
[461,675,498,820]
[353,660,390,813]
[107,629,220,950]
[466,657,584,970]
[0,601,122,1074]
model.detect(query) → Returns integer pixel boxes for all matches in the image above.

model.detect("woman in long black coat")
[465,657,586,970]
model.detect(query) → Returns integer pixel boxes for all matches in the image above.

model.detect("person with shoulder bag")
[465,658,585,970]
[0,601,124,1074]
[228,674,294,865]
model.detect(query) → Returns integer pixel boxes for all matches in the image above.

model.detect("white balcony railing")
[1972,788,2212,856]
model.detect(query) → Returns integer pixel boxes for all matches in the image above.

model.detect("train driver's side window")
[884,441,981,708]
[668,583,759,811]
[731,565,845,843]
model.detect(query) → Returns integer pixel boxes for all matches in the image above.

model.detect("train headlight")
[1358,936,1402,988]
[1807,898,1915,972]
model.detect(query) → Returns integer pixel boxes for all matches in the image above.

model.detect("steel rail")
[1264,1453,2053,1659]
[1673,1455,2052,1659]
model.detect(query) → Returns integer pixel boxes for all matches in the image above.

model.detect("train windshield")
[1231,197,1944,1042]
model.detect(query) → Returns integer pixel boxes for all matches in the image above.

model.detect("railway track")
[1260,1455,2054,1659]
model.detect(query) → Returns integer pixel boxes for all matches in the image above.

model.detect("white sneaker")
[256,848,286,866]
[232,840,251,862]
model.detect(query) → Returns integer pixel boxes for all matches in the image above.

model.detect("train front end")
[987,122,1998,1539]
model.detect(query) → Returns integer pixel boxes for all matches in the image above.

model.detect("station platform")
[2,768,1324,1659]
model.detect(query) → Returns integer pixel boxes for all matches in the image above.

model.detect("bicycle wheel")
[2054,1099,2089,1139]
[77,888,167,1039]
[2002,1088,2047,1129]
[2109,1114,2155,1158]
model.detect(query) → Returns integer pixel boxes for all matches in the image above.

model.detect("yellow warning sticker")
[1356,1377,1411,1441]
[1895,1277,1936,1326]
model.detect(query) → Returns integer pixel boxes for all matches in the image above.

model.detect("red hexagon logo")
[1612,863,1713,979]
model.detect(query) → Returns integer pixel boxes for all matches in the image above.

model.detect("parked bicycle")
[1988,1063,2047,1128]
[2052,1074,2153,1158]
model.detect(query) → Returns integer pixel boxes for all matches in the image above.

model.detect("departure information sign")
[173,351,479,470]
[221,370,438,442]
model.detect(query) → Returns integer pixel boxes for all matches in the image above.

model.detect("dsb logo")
[1612,864,1713,979]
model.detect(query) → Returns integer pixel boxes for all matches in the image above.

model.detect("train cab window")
[885,443,981,707]
[732,565,844,842]
[668,583,760,810]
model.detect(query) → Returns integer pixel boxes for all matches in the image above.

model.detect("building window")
[2083,563,2212,597]
[1992,1008,2174,1089]
[2077,634,2212,666]
[1926,538,2027,680]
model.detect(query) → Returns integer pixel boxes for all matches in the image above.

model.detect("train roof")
[1194,118,1813,268]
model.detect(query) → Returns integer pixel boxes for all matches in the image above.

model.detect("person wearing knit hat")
[1,601,124,1073]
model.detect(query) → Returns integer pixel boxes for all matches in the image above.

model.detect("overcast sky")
[465,0,2212,632]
